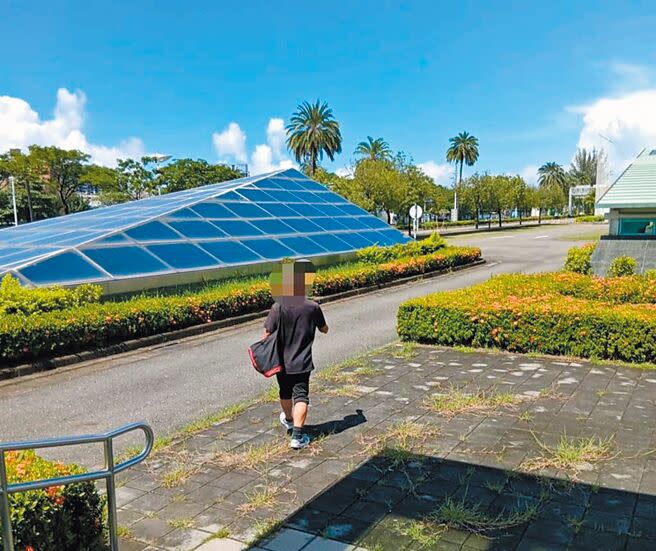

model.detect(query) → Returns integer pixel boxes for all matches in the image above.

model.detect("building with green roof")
[592,148,656,275]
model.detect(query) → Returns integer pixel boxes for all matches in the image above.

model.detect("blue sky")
[2,1,656,184]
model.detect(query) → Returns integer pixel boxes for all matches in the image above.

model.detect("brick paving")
[116,344,656,550]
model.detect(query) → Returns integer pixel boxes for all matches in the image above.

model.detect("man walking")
[264,260,329,449]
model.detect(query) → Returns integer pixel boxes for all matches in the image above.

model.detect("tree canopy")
[354,136,392,161]
[286,100,342,176]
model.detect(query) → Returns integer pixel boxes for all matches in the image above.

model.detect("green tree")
[0,149,41,222]
[538,162,568,194]
[156,159,243,193]
[569,148,599,187]
[509,176,531,224]
[457,173,490,228]
[99,157,155,204]
[354,136,392,162]
[29,146,90,215]
[446,131,479,184]
[286,100,342,176]
[353,158,403,223]
[486,175,515,227]
[534,183,566,222]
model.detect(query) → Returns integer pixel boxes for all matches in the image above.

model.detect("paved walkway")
[116,344,656,550]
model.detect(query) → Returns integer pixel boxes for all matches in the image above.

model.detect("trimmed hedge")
[608,255,637,277]
[0,451,104,550]
[575,215,605,223]
[564,242,596,275]
[0,246,480,365]
[398,272,656,363]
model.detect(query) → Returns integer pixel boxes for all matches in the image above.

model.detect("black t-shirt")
[264,299,326,374]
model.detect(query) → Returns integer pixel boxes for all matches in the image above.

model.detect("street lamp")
[151,154,172,195]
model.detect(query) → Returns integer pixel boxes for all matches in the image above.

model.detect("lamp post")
[9,176,18,226]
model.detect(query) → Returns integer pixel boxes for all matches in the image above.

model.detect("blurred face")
[270,260,316,305]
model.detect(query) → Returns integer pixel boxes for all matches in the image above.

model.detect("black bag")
[248,305,284,377]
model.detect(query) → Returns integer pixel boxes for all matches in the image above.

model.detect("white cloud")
[519,164,540,186]
[212,122,247,163]
[570,89,656,175]
[608,61,652,91]
[0,88,145,166]
[335,166,353,178]
[213,117,295,175]
[266,118,286,158]
[417,161,454,186]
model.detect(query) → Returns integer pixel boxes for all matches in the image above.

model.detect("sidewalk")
[117,344,656,550]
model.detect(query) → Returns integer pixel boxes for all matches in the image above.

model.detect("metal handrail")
[0,421,154,551]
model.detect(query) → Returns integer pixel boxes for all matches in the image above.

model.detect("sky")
[2,0,656,186]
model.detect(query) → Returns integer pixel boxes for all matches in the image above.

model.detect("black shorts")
[276,372,310,405]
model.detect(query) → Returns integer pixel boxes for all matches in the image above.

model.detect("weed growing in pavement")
[424,386,523,418]
[167,517,195,530]
[521,432,616,477]
[116,525,132,539]
[160,462,200,488]
[214,439,288,472]
[249,519,285,545]
[483,480,506,494]
[201,527,230,544]
[391,341,419,360]
[238,485,285,513]
[519,411,534,423]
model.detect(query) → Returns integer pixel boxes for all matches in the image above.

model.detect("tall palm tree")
[446,131,479,220]
[538,162,568,191]
[354,136,391,161]
[286,100,342,176]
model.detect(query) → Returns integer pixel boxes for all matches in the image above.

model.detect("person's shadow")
[304,409,367,439]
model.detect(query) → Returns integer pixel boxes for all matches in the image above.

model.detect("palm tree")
[354,136,391,161]
[286,100,342,176]
[446,131,479,220]
[538,162,568,191]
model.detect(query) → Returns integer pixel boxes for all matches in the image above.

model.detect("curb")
[0,259,486,382]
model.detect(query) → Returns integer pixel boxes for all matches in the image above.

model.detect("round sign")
[409,204,423,220]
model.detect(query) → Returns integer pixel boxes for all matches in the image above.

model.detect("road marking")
[534,235,550,239]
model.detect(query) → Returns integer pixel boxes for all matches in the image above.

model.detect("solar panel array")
[0,168,408,287]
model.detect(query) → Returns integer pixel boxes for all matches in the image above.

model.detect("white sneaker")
[279,412,293,431]
[290,433,310,450]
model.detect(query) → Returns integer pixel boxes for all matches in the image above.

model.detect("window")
[147,243,218,269]
[283,218,324,234]
[249,219,296,235]
[126,221,182,241]
[311,217,349,231]
[308,233,351,253]
[20,252,104,284]
[83,246,168,275]
[260,203,302,218]
[212,219,263,237]
[224,202,271,219]
[200,241,262,264]
[239,238,296,259]
[279,236,327,256]
[336,232,373,249]
[167,220,226,239]
[237,188,276,203]
[619,218,656,236]
[191,202,239,219]
[167,208,201,219]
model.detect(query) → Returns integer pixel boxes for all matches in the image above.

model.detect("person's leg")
[276,373,293,426]
[292,401,308,428]
[290,374,311,448]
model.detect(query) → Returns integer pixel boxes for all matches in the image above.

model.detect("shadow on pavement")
[251,451,655,550]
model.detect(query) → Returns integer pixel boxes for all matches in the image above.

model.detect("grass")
[519,411,534,423]
[249,519,285,545]
[358,420,438,466]
[397,496,539,545]
[214,439,288,472]
[424,387,522,418]
[116,525,132,539]
[521,433,616,476]
[167,517,195,529]
[201,527,231,544]
[391,342,419,360]
[237,485,284,513]
[160,463,200,488]
[558,230,605,242]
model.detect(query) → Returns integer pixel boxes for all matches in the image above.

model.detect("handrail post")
[0,451,15,551]
[104,438,118,551]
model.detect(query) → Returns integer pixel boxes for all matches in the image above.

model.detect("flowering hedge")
[0,246,480,366]
[398,272,656,363]
[0,451,104,550]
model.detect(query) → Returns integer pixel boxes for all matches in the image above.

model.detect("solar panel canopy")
[0,168,408,293]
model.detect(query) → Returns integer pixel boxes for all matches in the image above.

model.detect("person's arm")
[263,304,279,339]
[315,304,329,334]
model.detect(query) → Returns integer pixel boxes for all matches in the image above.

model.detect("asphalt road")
[0,223,604,465]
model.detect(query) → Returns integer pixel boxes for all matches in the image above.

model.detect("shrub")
[608,255,637,278]
[0,247,481,365]
[356,233,445,264]
[397,272,656,364]
[564,242,596,275]
[645,269,656,280]
[0,451,104,550]
[575,215,605,223]
[0,274,102,316]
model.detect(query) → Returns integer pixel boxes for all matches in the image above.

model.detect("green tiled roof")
[597,148,656,208]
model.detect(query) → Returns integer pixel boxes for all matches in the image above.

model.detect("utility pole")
[9,176,18,226]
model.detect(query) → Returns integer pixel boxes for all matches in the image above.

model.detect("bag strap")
[277,303,286,368]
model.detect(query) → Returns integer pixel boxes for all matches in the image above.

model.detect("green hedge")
[0,451,104,550]
[0,246,480,365]
[564,242,597,275]
[575,215,605,223]
[397,272,656,363]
